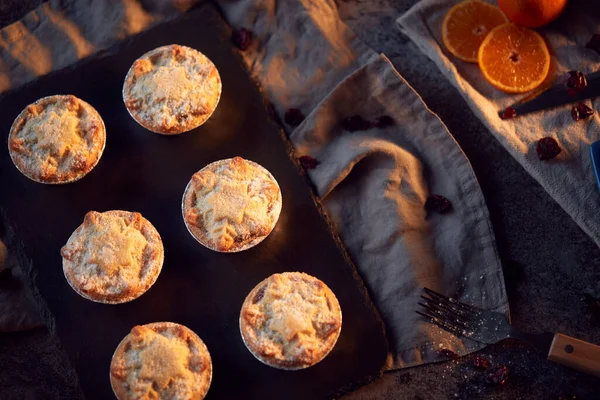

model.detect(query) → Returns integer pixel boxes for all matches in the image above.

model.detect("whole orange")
[498,0,568,28]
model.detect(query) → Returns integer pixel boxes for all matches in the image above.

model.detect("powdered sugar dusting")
[123,44,221,134]
[61,210,164,303]
[182,157,282,252]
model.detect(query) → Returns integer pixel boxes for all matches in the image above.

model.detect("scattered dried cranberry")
[298,155,319,169]
[425,195,452,215]
[485,365,508,386]
[438,349,459,359]
[566,71,587,96]
[536,137,562,161]
[284,108,305,126]
[501,107,517,120]
[341,115,372,132]
[232,28,252,50]
[586,33,600,56]
[571,102,594,121]
[373,115,395,128]
[473,355,489,369]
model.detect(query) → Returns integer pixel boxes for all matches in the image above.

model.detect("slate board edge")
[0,3,389,398]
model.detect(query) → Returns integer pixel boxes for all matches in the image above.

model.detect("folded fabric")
[398,0,600,247]
[219,0,508,369]
[0,0,199,93]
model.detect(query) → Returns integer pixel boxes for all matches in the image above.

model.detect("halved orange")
[442,0,509,63]
[478,23,550,93]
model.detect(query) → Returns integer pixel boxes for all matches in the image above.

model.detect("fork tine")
[420,295,475,323]
[419,298,461,320]
[419,297,471,325]
[418,300,470,330]
[415,310,465,338]
[423,287,480,314]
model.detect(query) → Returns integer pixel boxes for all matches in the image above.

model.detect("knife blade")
[499,70,600,118]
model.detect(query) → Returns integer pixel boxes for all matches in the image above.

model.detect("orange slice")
[442,0,509,63]
[478,23,550,93]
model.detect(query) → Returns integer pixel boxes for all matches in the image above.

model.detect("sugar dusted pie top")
[61,210,163,303]
[182,157,282,252]
[240,272,342,369]
[8,95,105,184]
[110,322,212,400]
[123,44,221,134]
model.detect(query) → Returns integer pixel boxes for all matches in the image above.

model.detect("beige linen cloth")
[0,0,508,370]
[397,0,600,247]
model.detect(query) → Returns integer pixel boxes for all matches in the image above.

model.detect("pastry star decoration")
[269,293,316,341]
[202,178,263,248]
[138,333,192,389]
[87,223,143,276]
[36,110,83,158]
[150,65,190,101]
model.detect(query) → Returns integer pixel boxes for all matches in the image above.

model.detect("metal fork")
[417,287,600,377]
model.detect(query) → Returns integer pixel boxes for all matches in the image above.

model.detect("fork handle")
[547,333,600,377]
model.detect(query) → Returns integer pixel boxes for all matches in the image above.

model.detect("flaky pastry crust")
[110,322,212,400]
[240,272,342,369]
[61,210,163,304]
[123,44,221,134]
[182,157,282,252]
[8,95,106,184]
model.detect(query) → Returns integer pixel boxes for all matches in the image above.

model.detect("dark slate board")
[0,4,388,399]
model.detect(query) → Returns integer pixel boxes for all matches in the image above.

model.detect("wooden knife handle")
[547,333,600,377]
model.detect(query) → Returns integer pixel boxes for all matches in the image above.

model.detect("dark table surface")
[1,1,600,399]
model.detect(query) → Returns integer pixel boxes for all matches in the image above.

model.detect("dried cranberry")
[284,108,305,126]
[341,115,372,132]
[425,195,452,215]
[485,365,508,386]
[566,71,587,96]
[473,355,489,369]
[438,349,459,359]
[586,33,600,56]
[298,155,319,169]
[501,107,517,120]
[536,137,561,161]
[571,102,594,121]
[373,115,395,128]
[252,285,266,304]
[232,28,252,50]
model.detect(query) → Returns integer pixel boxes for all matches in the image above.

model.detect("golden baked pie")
[8,94,106,184]
[123,44,222,134]
[61,210,163,304]
[240,272,342,370]
[110,322,212,400]
[182,157,282,252]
